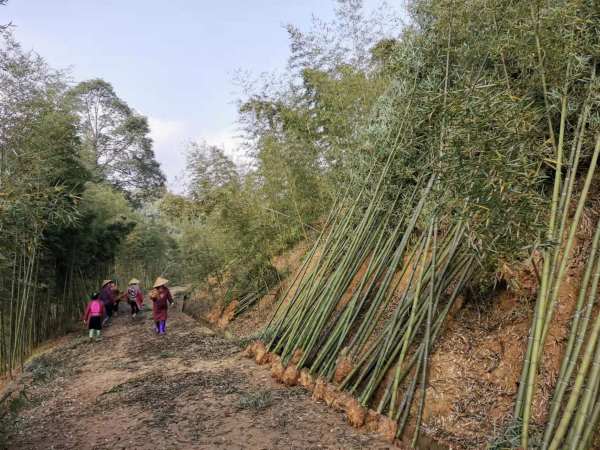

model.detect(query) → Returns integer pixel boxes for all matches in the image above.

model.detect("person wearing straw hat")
[126,278,144,318]
[150,277,173,334]
[99,279,116,326]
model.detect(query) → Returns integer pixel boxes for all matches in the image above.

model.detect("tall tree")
[185,141,239,209]
[68,79,165,203]
[286,0,402,74]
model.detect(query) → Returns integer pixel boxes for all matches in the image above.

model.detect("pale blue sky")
[3,0,394,188]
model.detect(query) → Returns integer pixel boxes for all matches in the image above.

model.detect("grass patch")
[64,336,89,350]
[7,390,29,415]
[25,355,60,383]
[489,419,543,450]
[237,390,273,411]
[233,333,262,350]
[0,388,33,428]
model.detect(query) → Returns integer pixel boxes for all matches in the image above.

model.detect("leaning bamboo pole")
[411,220,437,447]
[547,251,600,450]
[519,91,568,448]
[516,132,600,448]
[543,221,600,447]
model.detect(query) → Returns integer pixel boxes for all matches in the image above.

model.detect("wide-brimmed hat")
[129,278,140,285]
[101,279,113,287]
[153,277,169,288]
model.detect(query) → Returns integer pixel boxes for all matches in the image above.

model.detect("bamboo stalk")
[542,218,600,448]
[520,91,569,449]
[548,251,600,450]
[412,221,437,447]
[541,135,600,343]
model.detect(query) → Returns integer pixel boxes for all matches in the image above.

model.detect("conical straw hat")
[102,279,113,287]
[153,277,169,288]
[129,278,140,285]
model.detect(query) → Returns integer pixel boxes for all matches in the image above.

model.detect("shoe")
[132,313,137,318]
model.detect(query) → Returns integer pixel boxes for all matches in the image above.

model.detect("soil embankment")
[0,307,391,450]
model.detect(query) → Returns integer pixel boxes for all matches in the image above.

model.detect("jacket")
[151,287,173,321]
[83,299,105,324]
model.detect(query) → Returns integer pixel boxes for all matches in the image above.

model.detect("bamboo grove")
[0,31,169,376]
[247,0,600,447]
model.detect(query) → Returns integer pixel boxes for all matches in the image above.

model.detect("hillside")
[182,209,599,449]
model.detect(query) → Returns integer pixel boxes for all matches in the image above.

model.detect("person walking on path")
[83,292,105,340]
[150,277,173,335]
[113,286,123,317]
[99,279,116,326]
[126,279,144,318]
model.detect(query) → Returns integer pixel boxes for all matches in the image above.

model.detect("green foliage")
[171,153,284,294]
[351,0,600,271]
[0,30,171,375]
[114,215,177,288]
[186,142,239,207]
[68,78,166,204]
[168,1,404,300]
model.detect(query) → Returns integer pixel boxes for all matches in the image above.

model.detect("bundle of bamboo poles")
[250,22,482,441]
[234,287,269,317]
[514,58,600,447]
[256,142,477,441]
[542,219,600,450]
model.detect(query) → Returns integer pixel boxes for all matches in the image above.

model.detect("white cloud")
[148,117,253,193]
[199,126,251,167]
[148,117,189,192]
[148,117,187,144]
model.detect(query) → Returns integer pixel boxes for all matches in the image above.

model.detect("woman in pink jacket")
[83,292,105,340]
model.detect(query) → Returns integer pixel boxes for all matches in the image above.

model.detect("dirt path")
[1,307,391,450]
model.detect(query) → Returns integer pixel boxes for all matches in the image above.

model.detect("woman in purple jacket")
[99,279,116,325]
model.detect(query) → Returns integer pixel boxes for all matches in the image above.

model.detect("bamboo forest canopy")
[156,0,600,333]
[3,0,598,336]
[232,0,599,276]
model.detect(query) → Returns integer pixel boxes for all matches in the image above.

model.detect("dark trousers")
[88,316,103,330]
[128,300,139,316]
[155,320,166,334]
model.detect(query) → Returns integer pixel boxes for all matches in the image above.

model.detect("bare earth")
[2,308,391,450]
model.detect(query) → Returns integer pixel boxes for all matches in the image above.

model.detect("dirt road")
[1,307,391,449]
